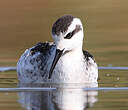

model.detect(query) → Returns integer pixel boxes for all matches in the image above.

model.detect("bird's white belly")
[51,53,89,83]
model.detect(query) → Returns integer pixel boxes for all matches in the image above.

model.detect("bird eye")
[64,32,73,39]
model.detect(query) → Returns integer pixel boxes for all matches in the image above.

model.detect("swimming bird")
[17,15,98,83]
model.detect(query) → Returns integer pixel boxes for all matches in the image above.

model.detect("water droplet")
[117,77,120,80]
[106,73,110,77]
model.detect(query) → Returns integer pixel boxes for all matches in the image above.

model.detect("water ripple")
[1,66,128,72]
[0,87,128,92]
[0,67,16,72]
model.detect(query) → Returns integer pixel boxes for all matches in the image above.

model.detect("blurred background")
[0,1,128,109]
[0,0,128,67]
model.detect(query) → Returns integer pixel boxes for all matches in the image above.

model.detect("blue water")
[0,66,16,72]
[1,66,128,72]
[0,87,128,92]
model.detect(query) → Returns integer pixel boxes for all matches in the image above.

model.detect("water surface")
[0,68,128,110]
[0,82,128,110]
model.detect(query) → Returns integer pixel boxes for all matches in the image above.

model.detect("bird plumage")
[17,42,98,83]
[17,15,98,83]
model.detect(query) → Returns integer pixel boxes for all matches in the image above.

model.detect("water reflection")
[18,83,98,110]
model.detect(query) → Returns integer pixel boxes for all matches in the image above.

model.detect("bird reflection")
[18,83,98,110]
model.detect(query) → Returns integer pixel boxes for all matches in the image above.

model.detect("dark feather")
[30,42,55,55]
[52,15,75,36]
[83,50,94,62]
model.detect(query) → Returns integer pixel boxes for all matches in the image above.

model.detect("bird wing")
[17,42,56,83]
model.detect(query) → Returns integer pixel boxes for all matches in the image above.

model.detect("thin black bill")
[48,49,64,79]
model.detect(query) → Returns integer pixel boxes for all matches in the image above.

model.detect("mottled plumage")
[17,42,55,83]
[17,15,98,83]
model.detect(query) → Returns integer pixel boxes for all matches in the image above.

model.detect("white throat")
[52,48,85,83]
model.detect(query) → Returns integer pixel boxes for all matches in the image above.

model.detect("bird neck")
[62,47,83,59]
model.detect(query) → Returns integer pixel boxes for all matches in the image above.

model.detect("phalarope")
[17,15,98,83]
